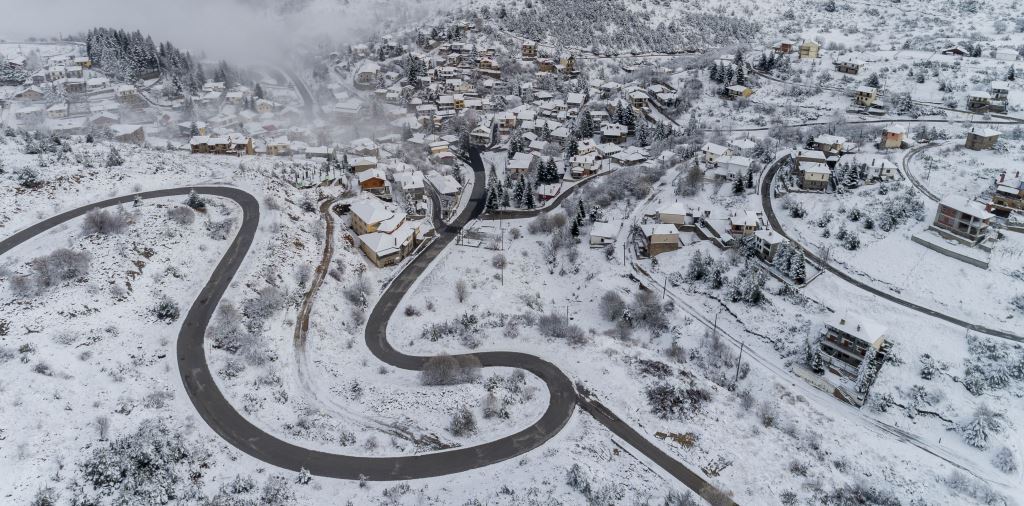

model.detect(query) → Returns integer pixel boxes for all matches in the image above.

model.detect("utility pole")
[713,310,720,339]
[734,341,746,384]
[662,277,667,298]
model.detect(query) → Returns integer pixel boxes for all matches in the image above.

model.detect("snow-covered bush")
[152,296,181,322]
[29,487,58,506]
[961,334,1023,395]
[944,470,1009,505]
[818,481,901,506]
[75,419,211,504]
[645,383,711,419]
[991,446,1017,473]
[958,404,1004,449]
[448,406,478,436]
[1009,294,1024,313]
[15,166,43,188]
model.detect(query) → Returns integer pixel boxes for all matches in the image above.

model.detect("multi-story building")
[818,314,888,380]
[931,194,993,246]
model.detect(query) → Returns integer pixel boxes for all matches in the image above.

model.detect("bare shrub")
[207,218,235,240]
[29,248,91,290]
[598,290,626,321]
[420,354,481,386]
[757,401,778,428]
[166,206,195,225]
[491,253,507,269]
[404,305,420,317]
[343,277,373,308]
[536,312,589,345]
[82,207,128,235]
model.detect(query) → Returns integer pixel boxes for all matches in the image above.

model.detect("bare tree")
[455,279,469,303]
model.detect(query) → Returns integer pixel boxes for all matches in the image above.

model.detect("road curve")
[0,183,575,480]
[759,157,1023,343]
[1,158,733,502]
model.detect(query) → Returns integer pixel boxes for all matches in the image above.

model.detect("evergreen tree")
[570,217,580,237]
[523,183,536,209]
[485,185,499,212]
[513,177,526,207]
[773,243,793,273]
[1008,66,1017,81]
[745,170,754,188]
[866,72,881,89]
[254,83,265,99]
[189,122,199,136]
[508,129,525,156]
[538,157,560,184]
[566,136,579,158]
[732,176,745,194]
[185,190,206,210]
[106,146,124,167]
[789,250,807,283]
[735,65,746,86]
[709,63,720,82]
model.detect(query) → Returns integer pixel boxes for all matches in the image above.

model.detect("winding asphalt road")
[0,155,732,502]
[759,157,1023,343]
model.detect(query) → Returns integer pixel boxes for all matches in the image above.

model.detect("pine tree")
[745,170,754,188]
[856,347,880,395]
[789,251,807,283]
[485,185,499,212]
[735,65,746,86]
[576,199,587,223]
[773,243,793,273]
[513,177,526,207]
[1008,66,1017,81]
[732,176,745,194]
[185,190,206,210]
[866,72,881,89]
[524,184,536,209]
[570,217,580,237]
[508,129,524,156]
[709,63,720,82]
[106,146,124,167]
[566,136,579,158]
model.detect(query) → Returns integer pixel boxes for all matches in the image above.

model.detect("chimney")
[840,318,846,325]
[856,324,862,331]
[1001,173,1006,183]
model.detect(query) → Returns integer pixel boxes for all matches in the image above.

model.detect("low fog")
[0,0,466,63]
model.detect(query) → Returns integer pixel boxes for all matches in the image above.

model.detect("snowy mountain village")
[1,0,1024,504]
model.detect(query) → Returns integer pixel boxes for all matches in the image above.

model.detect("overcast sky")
[0,0,454,62]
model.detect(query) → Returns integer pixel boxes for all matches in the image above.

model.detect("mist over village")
[1,0,1023,504]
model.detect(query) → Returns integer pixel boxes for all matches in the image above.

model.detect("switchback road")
[1,158,733,503]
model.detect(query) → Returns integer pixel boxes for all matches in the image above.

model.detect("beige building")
[854,86,877,107]
[640,224,680,257]
[799,40,820,59]
[881,125,906,149]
